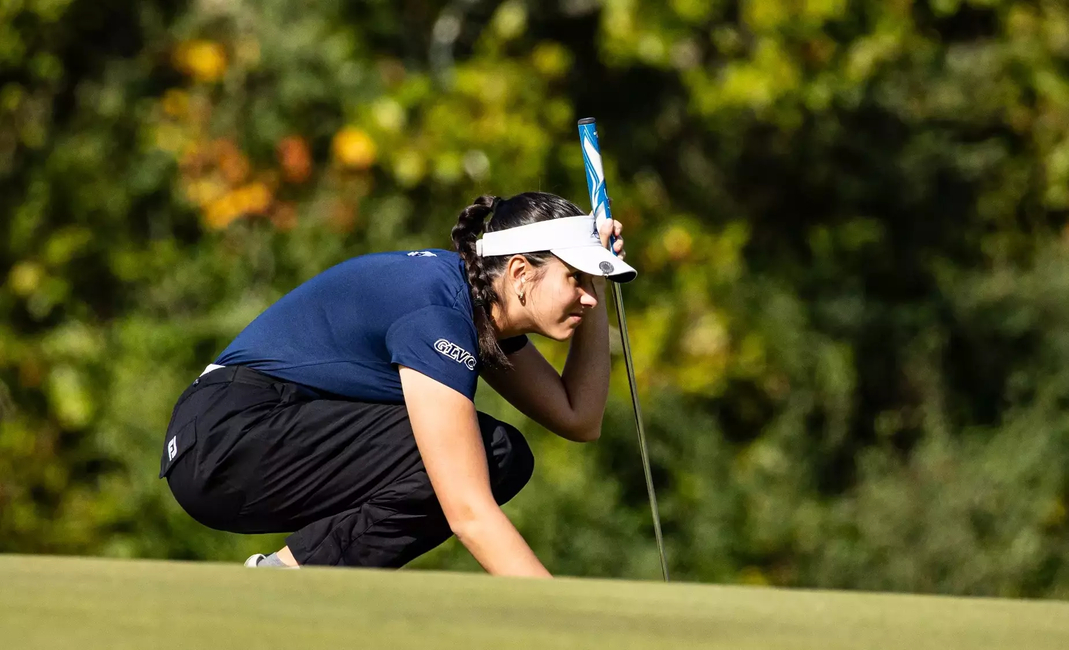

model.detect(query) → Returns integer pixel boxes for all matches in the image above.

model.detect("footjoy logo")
[434,338,477,370]
[167,437,178,461]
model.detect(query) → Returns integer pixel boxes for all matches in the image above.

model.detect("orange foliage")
[277,136,312,183]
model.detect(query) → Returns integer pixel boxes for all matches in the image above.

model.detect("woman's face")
[526,256,599,340]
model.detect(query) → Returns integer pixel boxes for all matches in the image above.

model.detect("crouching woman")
[159,192,634,576]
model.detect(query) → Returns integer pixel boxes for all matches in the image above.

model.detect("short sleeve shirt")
[215,249,526,402]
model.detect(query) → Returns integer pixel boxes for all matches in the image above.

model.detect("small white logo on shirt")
[434,338,477,370]
[167,437,178,461]
[407,251,437,257]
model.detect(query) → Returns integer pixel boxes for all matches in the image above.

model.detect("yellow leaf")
[175,40,228,84]
[332,127,378,170]
[492,0,527,40]
[8,261,43,297]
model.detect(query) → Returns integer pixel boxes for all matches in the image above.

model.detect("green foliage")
[2,0,1068,598]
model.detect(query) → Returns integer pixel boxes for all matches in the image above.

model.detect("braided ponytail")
[452,194,509,369]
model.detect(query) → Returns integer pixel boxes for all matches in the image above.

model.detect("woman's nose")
[580,288,598,309]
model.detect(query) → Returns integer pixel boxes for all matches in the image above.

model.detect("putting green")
[1,555,1067,649]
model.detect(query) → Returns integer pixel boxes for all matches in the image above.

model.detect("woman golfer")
[159,192,634,576]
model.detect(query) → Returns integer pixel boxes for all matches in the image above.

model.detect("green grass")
[2,555,1068,649]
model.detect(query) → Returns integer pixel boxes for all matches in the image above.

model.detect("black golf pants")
[159,366,534,567]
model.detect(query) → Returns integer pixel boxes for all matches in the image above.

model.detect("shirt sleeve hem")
[393,355,477,402]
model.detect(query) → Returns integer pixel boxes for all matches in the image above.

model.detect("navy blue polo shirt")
[215,249,526,403]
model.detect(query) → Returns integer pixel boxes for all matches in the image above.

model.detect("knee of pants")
[478,413,534,505]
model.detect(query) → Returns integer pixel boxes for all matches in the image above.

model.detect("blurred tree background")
[2,0,1068,598]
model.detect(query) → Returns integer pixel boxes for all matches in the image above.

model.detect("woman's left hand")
[598,219,625,260]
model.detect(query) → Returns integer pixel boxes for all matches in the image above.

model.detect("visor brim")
[551,245,637,283]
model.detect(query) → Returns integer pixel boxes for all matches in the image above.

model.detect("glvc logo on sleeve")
[434,339,477,370]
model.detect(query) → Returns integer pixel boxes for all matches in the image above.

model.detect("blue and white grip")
[578,118,619,253]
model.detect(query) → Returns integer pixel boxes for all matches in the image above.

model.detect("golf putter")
[578,118,669,582]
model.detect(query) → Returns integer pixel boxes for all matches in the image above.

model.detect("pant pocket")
[160,417,197,479]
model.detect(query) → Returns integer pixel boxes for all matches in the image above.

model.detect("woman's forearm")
[559,278,612,439]
[452,507,552,578]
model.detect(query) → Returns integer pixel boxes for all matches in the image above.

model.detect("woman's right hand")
[399,366,551,578]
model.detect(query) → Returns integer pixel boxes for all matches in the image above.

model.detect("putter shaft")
[611,282,669,582]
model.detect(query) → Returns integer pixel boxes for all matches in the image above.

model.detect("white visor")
[475,215,637,283]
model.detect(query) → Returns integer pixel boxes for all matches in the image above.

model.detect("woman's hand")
[598,219,625,260]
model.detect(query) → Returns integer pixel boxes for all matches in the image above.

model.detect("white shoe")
[244,553,266,567]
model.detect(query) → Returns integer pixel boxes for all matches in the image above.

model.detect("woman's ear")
[505,255,528,294]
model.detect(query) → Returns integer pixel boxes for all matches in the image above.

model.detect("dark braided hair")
[452,192,586,369]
